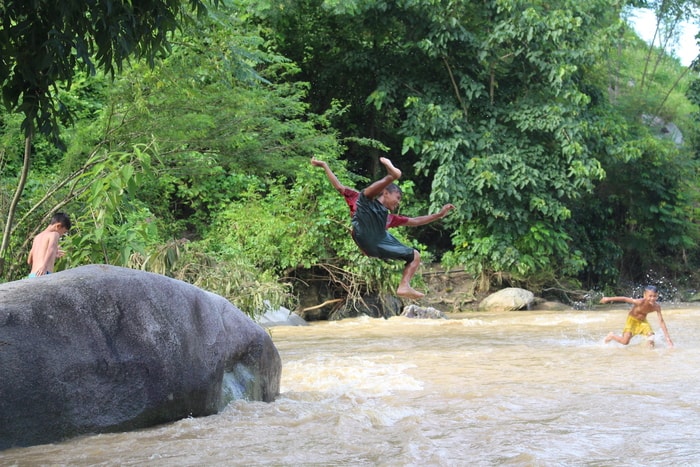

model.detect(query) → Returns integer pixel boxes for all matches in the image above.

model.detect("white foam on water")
[281,354,424,396]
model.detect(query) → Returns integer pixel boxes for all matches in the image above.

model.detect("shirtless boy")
[600,285,674,348]
[349,157,454,300]
[27,212,71,277]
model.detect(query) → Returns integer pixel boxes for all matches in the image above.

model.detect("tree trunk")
[0,131,32,278]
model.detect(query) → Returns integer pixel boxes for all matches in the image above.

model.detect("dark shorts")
[353,230,415,264]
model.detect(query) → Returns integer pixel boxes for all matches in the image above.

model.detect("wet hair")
[644,285,658,293]
[384,183,402,195]
[50,212,71,231]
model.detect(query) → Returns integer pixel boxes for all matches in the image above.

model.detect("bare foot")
[397,286,424,300]
[604,332,615,343]
[379,157,402,180]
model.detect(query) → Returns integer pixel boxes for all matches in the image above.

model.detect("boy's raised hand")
[440,204,456,217]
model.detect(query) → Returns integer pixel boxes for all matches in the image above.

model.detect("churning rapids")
[2,305,700,466]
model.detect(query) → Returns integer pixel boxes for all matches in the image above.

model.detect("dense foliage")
[0,0,212,141]
[1,0,699,315]
[244,0,700,293]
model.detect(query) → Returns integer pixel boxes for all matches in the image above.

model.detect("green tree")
[260,0,619,285]
[630,0,700,90]
[242,0,428,176]
[95,6,344,235]
[247,0,700,293]
[583,3,700,288]
[0,0,213,276]
[0,4,354,314]
[569,107,699,287]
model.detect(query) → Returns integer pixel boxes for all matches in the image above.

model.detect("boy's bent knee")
[409,250,420,265]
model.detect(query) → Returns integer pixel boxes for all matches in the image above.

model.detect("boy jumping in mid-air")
[27,212,71,277]
[348,157,454,300]
[600,285,674,348]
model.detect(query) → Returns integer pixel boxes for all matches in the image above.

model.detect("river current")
[1,305,699,466]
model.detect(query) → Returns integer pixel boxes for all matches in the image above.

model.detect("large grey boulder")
[0,265,281,450]
[477,287,535,311]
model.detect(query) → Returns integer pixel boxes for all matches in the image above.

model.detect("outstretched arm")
[311,157,346,194]
[600,296,638,305]
[403,204,455,227]
[656,311,674,347]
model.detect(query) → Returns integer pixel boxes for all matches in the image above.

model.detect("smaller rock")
[478,287,535,311]
[258,306,307,327]
[330,294,402,320]
[401,304,446,319]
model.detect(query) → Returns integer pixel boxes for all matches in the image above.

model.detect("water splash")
[572,269,691,309]
[624,269,682,303]
[572,289,604,310]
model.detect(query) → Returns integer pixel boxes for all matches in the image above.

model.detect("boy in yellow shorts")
[600,285,674,348]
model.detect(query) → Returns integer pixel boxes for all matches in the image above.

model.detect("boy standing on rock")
[27,212,71,277]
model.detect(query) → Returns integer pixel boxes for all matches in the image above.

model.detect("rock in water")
[401,304,446,319]
[0,264,281,450]
[477,287,535,311]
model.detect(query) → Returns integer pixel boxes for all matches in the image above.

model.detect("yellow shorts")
[622,315,653,337]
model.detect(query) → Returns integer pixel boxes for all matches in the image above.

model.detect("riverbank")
[420,263,700,314]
